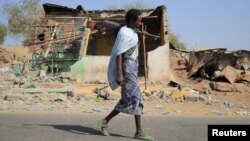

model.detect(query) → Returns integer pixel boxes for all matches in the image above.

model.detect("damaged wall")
[82,56,110,81]
[148,6,170,81]
[79,45,170,82]
[87,33,115,56]
[81,6,170,82]
[148,44,169,80]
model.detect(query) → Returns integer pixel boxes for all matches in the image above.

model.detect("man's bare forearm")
[116,55,123,85]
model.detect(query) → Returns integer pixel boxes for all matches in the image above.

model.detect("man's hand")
[139,30,148,40]
[141,30,149,36]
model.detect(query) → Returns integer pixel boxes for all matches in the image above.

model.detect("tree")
[169,32,187,50]
[0,23,7,44]
[3,0,44,37]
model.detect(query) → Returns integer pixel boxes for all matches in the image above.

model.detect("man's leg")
[134,115,143,132]
[134,115,154,141]
[98,110,119,136]
[104,109,120,123]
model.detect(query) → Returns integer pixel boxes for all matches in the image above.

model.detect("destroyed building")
[170,46,250,86]
[26,3,170,82]
[23,3,250,86]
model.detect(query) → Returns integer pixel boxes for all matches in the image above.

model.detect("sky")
[0,0,249,51]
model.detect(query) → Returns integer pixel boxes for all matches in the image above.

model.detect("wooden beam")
[31,23,80,27]
[44,23,58,58]
[45,16,158,20]
[83,28,90,56]
[45,16,89,19]
[91,16,158,21]
[141,23,148,90]
[27,34,83,45]
[28,36,83,48]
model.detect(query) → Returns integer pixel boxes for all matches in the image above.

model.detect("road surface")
[0,112,249,141]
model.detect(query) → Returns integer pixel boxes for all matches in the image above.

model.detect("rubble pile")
[142,84,215,104]
[0,64,250,116]
[170,48,250,94]
[0,70,115,113]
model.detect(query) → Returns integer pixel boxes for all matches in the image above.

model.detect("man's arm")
[116,55,123,85]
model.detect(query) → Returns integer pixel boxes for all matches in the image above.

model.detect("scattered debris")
[160,91,170,100]
[155,104,165,109]
[4,94,23,101]
[235,111,250,116]
[211,110,224,116]
[210,82,234,92]
[223,101,234,108]
[170,90,188,100]
[54,94,67,102]
[162,112,172,116]
[22,87,72,94]
[94,86,110,100]
[184,93,208,102]
[13,76,27,86]
[192,80,211,94]
[143,90,152,97]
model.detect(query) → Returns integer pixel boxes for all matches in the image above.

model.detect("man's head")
[126,9,142,29]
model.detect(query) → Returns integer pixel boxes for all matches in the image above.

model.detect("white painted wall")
[148,43,170,81]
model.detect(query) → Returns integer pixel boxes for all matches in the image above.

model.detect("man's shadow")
[23,124,134,139]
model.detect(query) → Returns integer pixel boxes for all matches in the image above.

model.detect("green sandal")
[97,119,110,136]
[134,131,155,141]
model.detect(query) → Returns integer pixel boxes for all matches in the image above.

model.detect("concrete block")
[4,94,23,101]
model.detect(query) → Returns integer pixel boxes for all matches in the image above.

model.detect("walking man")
[98,9,154,141]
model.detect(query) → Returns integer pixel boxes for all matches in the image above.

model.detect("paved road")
[0,113,249,141]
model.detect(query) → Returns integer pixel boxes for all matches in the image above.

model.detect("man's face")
[132,15,142,28]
